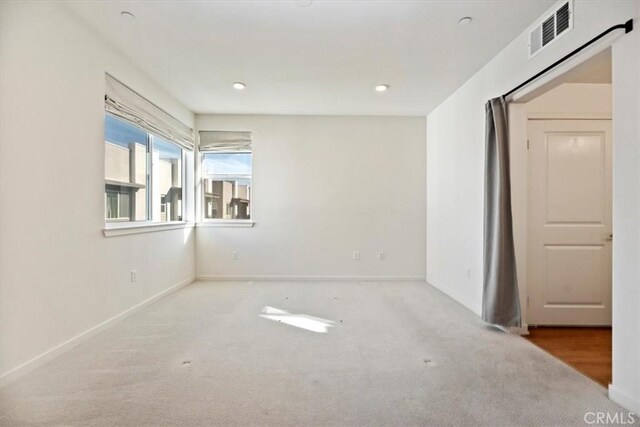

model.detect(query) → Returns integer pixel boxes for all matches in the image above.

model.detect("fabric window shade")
[198,131,252,153]
[105,74,194,151]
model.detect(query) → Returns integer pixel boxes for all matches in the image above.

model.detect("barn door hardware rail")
[503,19,634,99]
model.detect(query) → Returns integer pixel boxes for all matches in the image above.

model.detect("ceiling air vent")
[556,2,571,33]
[529,1,574,58]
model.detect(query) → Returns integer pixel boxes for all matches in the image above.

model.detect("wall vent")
[529,1,573,58]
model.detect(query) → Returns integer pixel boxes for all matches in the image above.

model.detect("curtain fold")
[483,97,521,328]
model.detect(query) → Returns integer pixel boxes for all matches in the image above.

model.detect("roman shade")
[105,74,194,151]
[198,131,252,153]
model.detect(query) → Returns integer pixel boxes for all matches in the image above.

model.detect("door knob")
[606,234,613,241]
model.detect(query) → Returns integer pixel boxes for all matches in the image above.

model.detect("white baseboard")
[425,281,529,334]
[425,281,482,317]
[511,324,530,335]
[609,384,640,414]
[0,276,195,388]
[491,324,530,335]
[195,275,425,282]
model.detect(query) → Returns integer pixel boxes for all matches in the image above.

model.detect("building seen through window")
[153,137,183,222]
[104,115,148,222]
[202,153,252,220]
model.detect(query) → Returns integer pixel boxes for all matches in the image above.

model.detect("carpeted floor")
[1,281,637,426]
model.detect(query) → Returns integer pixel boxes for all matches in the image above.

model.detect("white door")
[527,120,612,326]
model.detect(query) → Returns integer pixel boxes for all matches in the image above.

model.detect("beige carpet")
[1,281,637,426]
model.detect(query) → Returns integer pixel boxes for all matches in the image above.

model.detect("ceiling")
[65,0,555,116]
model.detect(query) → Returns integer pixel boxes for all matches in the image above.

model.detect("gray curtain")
[482,97,521,328]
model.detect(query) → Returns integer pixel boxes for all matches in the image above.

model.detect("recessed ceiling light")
[120,11,136,21]
[458,17,472,26]
[375,84,390,92]
[233,82,246,90]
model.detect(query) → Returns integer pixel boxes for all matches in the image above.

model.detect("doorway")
[510,48,614,387]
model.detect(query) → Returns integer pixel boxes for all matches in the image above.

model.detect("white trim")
[103,221,194,237]
[0,277,195,388]
[196,275,424,282]
[196,220,254,228]
[609,385,640,414]
[528,112,612,120]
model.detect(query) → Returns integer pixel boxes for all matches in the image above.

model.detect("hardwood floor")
[524,327,612,387]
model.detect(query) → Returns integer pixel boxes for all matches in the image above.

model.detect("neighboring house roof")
[105,179,146,190]
[230,198,249,206]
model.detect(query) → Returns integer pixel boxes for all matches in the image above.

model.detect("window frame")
[149,134,187,224]
[104,113,188,231]
[199,151,254,226]
[105,189,132,222]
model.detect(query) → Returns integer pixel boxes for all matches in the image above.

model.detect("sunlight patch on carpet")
[259,306,336,333]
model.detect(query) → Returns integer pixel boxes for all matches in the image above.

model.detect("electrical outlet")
[131,270,137,282]
[353,251,360,260]
[232,251,239,261]
[378,252,385,260]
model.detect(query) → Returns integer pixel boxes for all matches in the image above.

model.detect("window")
[104,114,149,222]
[202,152,252,220]
[103,74,194,229]
[104,114,184,224]
[105,191,131,221]
[153,137,183,222]
[199,130,253,222]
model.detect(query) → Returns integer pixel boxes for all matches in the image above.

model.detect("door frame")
[506,40,615,335]
[509,104,612,334]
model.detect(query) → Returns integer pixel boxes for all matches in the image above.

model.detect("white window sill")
[103,221,195,237]
[196,220,255,228]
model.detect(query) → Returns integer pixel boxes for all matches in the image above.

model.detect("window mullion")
[147,133,153,222]
[183,150,187,222]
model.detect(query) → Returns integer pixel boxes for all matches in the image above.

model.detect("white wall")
[0,1,196,380]
[195,114,426,280]
[426,0,639,412]
[610,24,640,414]
[524,83,612,116]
